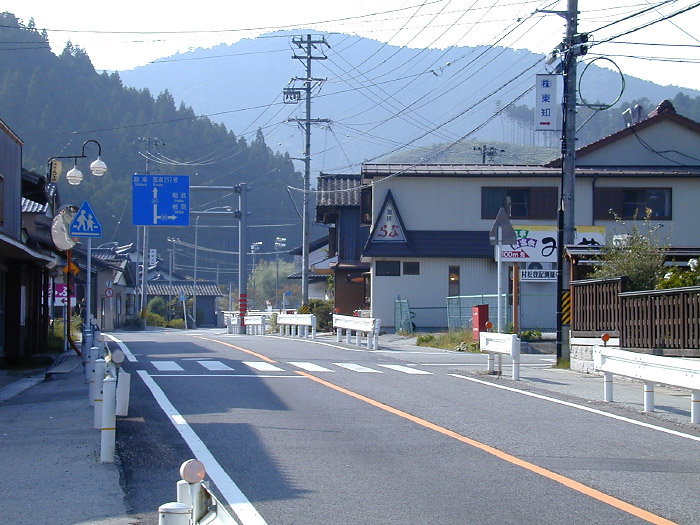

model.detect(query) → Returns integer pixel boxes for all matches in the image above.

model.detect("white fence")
[594,346,700,424]
[277,313,317,340]
[333,314,381,350]
[479,332,521,380]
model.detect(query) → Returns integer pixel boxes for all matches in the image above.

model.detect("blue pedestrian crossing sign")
[70,200,102,238]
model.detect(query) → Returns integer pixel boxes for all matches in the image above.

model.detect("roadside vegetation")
[415,330,479,352]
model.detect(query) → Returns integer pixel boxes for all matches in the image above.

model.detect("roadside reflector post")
[100,375,117,463]
[93,358,106,430]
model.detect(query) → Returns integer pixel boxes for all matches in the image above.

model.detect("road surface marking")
[378,364,431,375]
[243,361,286,372]
[198,360,234,371]
[137,371,267,525]
[288,362,334,372]
[449,374,700,443]
[334,363,382,373]
[104,334,138,362]
[297,371,676,525]
[152,361,184,371]
[190,335,278,363]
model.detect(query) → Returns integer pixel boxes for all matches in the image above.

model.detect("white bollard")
[100,375,117,463]
[116,369,131,417]
[93,359,106,430]
[512,353,520,381]
[604,372,613,402]
[692,390,699,424]
[88,346,99,405]
[158,502,191,525]
[643,381,655,412]
[487,353,495,373]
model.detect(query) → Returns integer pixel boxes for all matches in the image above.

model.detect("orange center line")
[296,371,676,525]
[189,336,277,363]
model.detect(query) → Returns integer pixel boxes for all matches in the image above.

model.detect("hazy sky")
[5,0,700,90]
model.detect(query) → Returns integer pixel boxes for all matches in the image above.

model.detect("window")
[360,186,373,226]
[376,260,400,276]
[594,188,671,220]
[448,266,460,296]
[403,262,420,275]
[481,187,557,220]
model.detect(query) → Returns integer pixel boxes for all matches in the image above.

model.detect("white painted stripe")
[379,364,432,375]
[104,334,137,362]
[243,361,285,372]
[152,374,302,379]
[198,360,234,371]
[334,363,382,373]
[152,361,184,371]
[137,371,267,524]
[288,362,334,372]
[449,374,700,443]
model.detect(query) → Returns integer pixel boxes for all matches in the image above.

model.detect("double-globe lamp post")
[48,139,107,348]
[192,206,233,328]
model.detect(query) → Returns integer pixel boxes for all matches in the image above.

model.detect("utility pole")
[235,183,249,330]
[543,0,587,363]
[139,137,162,329]
[286,34,330,309]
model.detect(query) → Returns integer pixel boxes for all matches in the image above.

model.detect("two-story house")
[361,101,700,332]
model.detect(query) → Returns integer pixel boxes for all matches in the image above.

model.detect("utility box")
[472,304,489,342]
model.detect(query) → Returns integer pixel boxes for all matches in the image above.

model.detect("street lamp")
[47,139,107,352]
[49,139,107,186]
[274,237,287,310]
[192,206,233,328]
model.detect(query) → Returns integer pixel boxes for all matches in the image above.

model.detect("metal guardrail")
[479,332,521,380]
[277,313,317,340]
[593,346,700,424]
[333,314,381,350]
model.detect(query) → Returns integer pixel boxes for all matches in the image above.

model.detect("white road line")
[288,362,334,372]
[449,373,700,443]
[334,363,382,373]
[152,361,184,372]
[137,371,267,524]
[150,374,302,379]
[104,334,137,362]
[243,361,285,372]
[379,364,432,375]
[198,360,234,371]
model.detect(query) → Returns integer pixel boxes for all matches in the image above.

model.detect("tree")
[591,209,668,291]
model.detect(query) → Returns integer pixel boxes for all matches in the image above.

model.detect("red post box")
[472,304,489,342]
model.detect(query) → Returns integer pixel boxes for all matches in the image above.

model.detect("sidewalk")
[0,353,130,525]
[0,334,697,525]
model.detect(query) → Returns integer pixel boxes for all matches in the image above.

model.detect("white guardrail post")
[100,374,117,463]
[93,358,106,429]
[479,332,521,380]
[594,346,700,424]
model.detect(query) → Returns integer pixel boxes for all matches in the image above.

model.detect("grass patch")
[552,358,570,369]
[415,330,479,352]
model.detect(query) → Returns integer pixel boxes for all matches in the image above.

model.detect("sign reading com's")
[498,226,605,263]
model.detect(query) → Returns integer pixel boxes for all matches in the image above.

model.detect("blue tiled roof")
[363,231,492,258]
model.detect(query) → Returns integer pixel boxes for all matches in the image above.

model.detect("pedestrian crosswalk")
[148,359,434,376]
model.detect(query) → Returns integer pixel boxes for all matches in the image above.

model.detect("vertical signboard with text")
[535,74,562,132]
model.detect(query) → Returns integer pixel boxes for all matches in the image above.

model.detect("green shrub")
[308,299,334,332]
[520,329,542,341]
[167,318,186,329]
[416,333,435,346]
[147,311,166,327]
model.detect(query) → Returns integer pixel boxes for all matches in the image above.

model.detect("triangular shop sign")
[370,190,408,243]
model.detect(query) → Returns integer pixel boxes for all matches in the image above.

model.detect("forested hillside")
[0,13,303,280]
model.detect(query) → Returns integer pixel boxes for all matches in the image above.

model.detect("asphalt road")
[113,329,700,524]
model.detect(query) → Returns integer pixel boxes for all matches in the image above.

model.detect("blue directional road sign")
[132,174,190,226]
[70,200,102,238]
